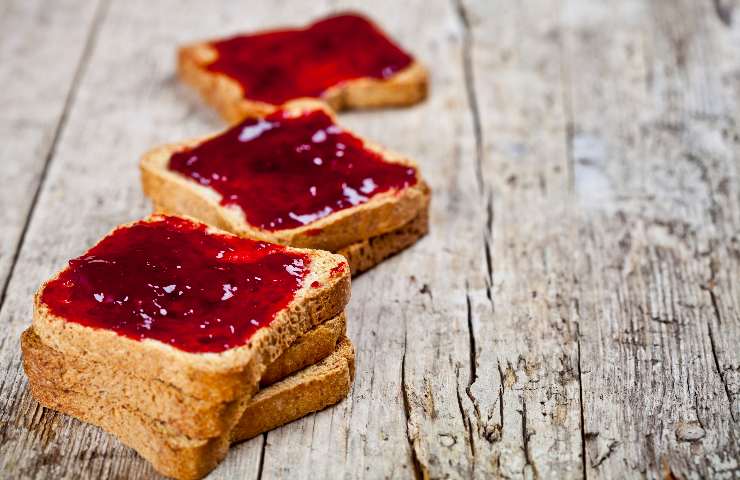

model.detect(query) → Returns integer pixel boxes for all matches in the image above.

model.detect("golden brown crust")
[24,334,355,480]
[232,337,355,442]
[25,375,227,480]
[22,312,346,439]
[140,100,430,253]
[261,313,345,386]
[177,43,427,123]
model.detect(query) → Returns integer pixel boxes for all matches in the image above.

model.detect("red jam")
[206,13,414,104]
[40,216,310,354]
[330,263,346,277]
[168,109,418,231]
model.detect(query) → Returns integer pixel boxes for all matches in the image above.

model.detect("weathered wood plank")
[0,0,102,305]
[698,0,740,427]
[256,1,478,478]
[560,0,740,478]
[456,1,586,478]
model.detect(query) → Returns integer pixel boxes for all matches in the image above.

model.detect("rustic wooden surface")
[1,0,739,478]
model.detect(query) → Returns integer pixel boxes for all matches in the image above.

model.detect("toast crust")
[178,42,427,123]
[25,381,224,480]
[22,313,345,438]
[140,100,430,253]
[261,313,345,386]
[24,333,354,479]
[232,337,355,441]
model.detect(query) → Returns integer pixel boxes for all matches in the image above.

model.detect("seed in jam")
[206,13,414,104]
[40,216,310,354]
[168,109,418,231]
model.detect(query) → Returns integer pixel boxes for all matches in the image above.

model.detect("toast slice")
[21,312,346,438]
[178,13,427,122]
[140,100,430,272]
[27,214,351,479]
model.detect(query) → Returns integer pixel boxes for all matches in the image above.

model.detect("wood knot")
[675,421,705,442]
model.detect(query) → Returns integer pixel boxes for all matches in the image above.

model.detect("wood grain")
[561,1,740,477]
[0,0,102,306]
[0,0,739,479]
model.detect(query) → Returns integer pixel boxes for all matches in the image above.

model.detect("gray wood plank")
[561,0,740,478]
[0,0,103,306]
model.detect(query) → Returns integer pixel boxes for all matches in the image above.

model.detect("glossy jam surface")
[41,217,310,353]
[207,13,413,104]
[168,109,418,231]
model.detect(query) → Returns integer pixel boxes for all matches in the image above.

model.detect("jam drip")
[168,109,418,231]
[207,13,413,104]
[41,216,310,353]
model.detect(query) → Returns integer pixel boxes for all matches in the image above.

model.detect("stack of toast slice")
[178,13,428,122]
[22,12,430,479]
[22,215,353,479]
[141,100,430,275]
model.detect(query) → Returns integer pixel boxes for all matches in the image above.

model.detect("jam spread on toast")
[41,216,310,353]
[205,13,413,104]
[168,109,418,231]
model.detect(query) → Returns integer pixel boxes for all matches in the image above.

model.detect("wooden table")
[1,0,739,478]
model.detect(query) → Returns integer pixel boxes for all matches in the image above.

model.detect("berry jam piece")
[41,216,310,353]
[330,263,346,277]
[168,109,418,231]
[206,13,414,104]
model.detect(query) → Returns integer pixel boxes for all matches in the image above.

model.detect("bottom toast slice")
[24,336,354,478]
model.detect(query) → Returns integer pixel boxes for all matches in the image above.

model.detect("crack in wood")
[401,330,425,480]
[465,290,478,385]
[576,318,588,480]
[0,0,110,312]
[452,0,484,194]
[712,0,734,26]
[518,400,538,479]
[496,362,506,433]
[483,191,495,307]
[705,298,737,422]
[584,432,619,469]
[454,363,476,475]
[255,433,267,480]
